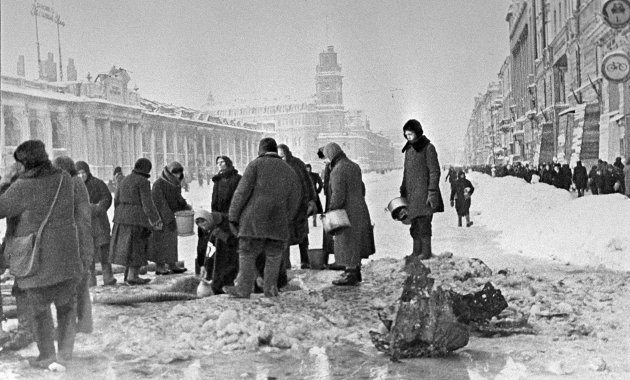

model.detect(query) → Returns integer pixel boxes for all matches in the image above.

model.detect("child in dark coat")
[450,171,475,227]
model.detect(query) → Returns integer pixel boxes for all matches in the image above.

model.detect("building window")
[3,106,21,146]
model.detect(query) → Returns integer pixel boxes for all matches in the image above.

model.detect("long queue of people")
[459,156,630,198]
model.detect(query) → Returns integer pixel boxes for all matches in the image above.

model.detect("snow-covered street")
[1,168,629,379]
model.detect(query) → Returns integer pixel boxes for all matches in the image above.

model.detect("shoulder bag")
[7,175,64,278]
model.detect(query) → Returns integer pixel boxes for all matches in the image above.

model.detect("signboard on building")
[601,50,630,82]
[580,103,601,160]
[602,0,630,29]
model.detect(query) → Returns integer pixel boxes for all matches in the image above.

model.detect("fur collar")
[402,135,431,153]
[18,161,60,179]
[212,167,238,183]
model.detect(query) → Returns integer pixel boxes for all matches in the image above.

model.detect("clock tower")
[316,46,345,132]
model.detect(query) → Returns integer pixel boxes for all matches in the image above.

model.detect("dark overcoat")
[573,164,588,190]
[450,177,474,217]
[84,174,112,247]
[112,171,161,228]
[228,153,301,242]
[211,168,241,213]
[400,135,443,220]
[328,153,374,264]
[149,169,189,264]
[284,153,318,245]
[0,165,84,289]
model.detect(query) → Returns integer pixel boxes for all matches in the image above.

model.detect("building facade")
[466,0,629,168]
[1,66,266,182]
[208,46,397,172]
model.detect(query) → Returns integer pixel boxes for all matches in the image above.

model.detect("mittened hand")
[306,200,317,217]
[153,221,164,231]
[427,191,440,210]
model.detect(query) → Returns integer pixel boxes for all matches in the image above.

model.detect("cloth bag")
[7,176,63,278]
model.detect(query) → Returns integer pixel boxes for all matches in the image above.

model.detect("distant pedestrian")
[572,161,588,197]
[110,158,163,285]
[318,147,336,268]
[112,166,125,193]
[225,138,300,298]
[148,161,191,275]
[624,158,630,198]
[588,165,600,195]
[450,171,474,227]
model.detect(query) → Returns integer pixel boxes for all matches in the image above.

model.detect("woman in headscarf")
[52,156,94,335]
[197,156,241,277]
[323,142,373,285]
[149,161,191,275]
[110,158,163,285]
[0,140,84,367]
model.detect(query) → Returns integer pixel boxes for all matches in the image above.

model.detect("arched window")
[3,106,21,146]
[29,119,45,141]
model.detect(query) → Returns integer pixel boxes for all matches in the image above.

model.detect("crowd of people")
[457,156,630,198]
[0,118,449,369]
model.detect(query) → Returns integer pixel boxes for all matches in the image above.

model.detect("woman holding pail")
[148,161,191,275]
[323,142,374,286]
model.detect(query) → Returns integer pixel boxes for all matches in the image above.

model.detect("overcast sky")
[1,0,509,161]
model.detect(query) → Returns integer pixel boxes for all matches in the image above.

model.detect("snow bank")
[468,172,630,271]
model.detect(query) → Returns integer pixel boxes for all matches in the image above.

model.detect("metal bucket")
[322,209,351,235]
[385,197,409,223]
[307,248,327,270]
[174,210,195,236]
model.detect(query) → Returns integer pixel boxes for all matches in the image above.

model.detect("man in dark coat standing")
[305,164,324,227]
[572,161,588,197]
[149,161,190,275]
[400,119,444,259]
[226,138,301,298]
[76,161,115,286]
[278,144,318,269]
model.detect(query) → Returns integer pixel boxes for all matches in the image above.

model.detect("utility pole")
[31,1,42,78]
[55,13,65,81]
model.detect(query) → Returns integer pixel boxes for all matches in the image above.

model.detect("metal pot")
[385,197,409,222]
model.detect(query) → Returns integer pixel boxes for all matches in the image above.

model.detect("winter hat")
[75,161,91,174]
[258,137,278,155]
[166,161,184,175]
[317,147,325,159]
[53,156,77,176]
[194,209,223,230]
[278,144,291,156]
[323,142,344,162]
[113,166,122,175]
[402,119,423,138]
[14,140,49,170]
[215,156,234,168]
[133,158,152,175]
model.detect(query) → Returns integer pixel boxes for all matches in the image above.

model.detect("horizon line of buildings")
[465,0,629,169]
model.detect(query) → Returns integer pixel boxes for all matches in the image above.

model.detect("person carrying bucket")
[148,161,191,275]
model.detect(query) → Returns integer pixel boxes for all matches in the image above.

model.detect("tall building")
[208,46,396,172]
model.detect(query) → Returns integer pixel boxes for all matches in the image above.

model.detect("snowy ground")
[1,169,629,379]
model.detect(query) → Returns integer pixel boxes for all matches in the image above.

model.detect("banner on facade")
[539,123,555,163]
[579,103,600,160]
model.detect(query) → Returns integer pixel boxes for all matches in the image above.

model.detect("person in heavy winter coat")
[0,140,86,367]
[197,156,241,276]
[624,158,630,198]
[194,209,243,295]
[541,163,554,185]
[560,164,572,191]
[400,119,444,259]
[53,156,94,335]
[324,142,374,286]
[110,158,163,285]
[75,161,115,286]
[317,147,336,267]
[278,144,318,269]
[306,163,324,227]
[149,161,190,275]
[226,138,301,298]
[196,156,241,289]
[552,164,564,189]
[449,171,474,227]
[572,161,588,197]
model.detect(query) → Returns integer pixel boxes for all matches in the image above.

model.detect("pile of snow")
[467,172,630,271]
